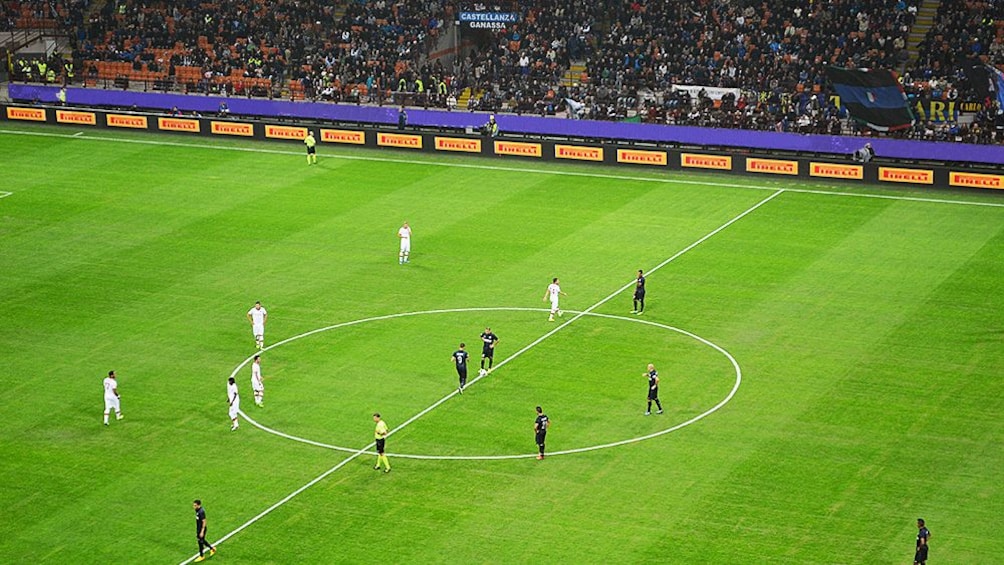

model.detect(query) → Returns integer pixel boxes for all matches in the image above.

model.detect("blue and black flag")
[826,67,915,132]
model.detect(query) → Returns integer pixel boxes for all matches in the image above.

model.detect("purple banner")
[9,83,1003,165]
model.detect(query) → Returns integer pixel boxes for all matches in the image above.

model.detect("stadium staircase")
[903,0,941,69]
[561,61,588,87]
[457,86,477,109]
[84,0,110,22]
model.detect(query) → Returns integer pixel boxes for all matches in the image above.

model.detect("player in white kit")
[227,377,240,431]
[398,221,411,264]
[247,301,268,350]
[251,355,264,407]
[542,277,567,322]
[103,370,123,425]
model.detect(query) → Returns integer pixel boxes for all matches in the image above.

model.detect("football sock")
[488,358,493,368]
[647,400,652,412]
[655,399,662,410]
[103,413,109,424]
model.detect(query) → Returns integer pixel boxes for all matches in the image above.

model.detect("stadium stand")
[5,0,1003,143]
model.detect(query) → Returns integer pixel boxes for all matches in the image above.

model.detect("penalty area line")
[0,191,12,199]
[2,127,1003,208]
[182,188,779,563]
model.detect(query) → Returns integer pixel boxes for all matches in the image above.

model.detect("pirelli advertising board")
[321,129,365,144]
[948,171,1004,189]
[809,162,863,180]
[681,153,731,170]
[878,167,934,185]
[211,121,254,136]
[435,136,482,153]
[158,117,201,133]
[56,110,97,125]
[494,140,542,157]
[554,144,603,162]
[616,148,667,166]
[265,124,308,140]
[746,157,798,175]
[6,107,46,121]
[106,114,148,129]
[378,132,422,149]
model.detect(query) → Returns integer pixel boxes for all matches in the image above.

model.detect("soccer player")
[452,342,469,394]
[479,327,499,373]
[915,518,931,565]
[304,130,317,165]
[251,355,264,407]
[542,277,567,322]
[246,301,268,350]
[632,269,646,314]
[192,499,216,562]
[534,406,549,460]
[102,370,123,425]
[398,221,412,264]
[227,376,240,431]
[643,363,664,415]
[373,413,391,473]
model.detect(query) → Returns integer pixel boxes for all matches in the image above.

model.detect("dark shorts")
[482,347,494,358]
[914,546,928,562]
[306,146,316,154]
[535,431,546,446]
[634,290,645,299]
[648,387,659,400]
[375,438,386,454]
[456,366,467,378]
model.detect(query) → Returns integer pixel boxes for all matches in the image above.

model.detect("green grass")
[2,123,1003,564]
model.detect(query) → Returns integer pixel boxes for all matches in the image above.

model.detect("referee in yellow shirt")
[373,413,390,473]
[304,130,317,165]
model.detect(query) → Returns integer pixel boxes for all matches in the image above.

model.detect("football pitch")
[2,123,1002,564]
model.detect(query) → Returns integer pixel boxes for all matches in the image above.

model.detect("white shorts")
[550,298,560,312]
[400,238,411,253]
[252,323,264,337]
[104,396,120,412]
[229,401,240,419]
[252,379,264,392]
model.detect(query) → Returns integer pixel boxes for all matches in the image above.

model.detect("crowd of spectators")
[900,0,1004,143]
[5,0,1003,144]
[452,0,600,114]
[574,0,927,137]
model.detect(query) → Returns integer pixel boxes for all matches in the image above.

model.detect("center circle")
[235,307,742,460]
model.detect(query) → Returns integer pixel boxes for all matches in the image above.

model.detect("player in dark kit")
[479,327,499,372]
[644,363,664,415]
[632,270,646,314]
[452,343,469,394]
[192,499,216,562]
[914,518,931,564]
[534,405,549,460]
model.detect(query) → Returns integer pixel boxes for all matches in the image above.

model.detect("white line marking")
[0,191,11,199]
[2,127,1003,208]
[238,309,742,459]
[178,189,781,564]
[72,131,83,137]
